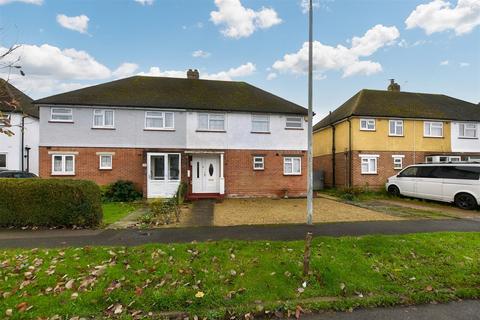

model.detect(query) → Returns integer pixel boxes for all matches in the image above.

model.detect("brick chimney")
[187,69,199,80]
[388,79,400,92]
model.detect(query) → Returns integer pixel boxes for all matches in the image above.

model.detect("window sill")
[458,137,478,140]
[196,130,226,133]
[253,168,265,171]
[51,173,75,176]
[285,127,304,130]
[284,173,302,176]
[389,134,404,137]
[99,168,112,171]
[424,136,444,138]
[92,127,115,130]
[49,121,74,124]
[361,173,378,175]
[251,131,271,134]
[144,128,175,131]
[360,129,376,132]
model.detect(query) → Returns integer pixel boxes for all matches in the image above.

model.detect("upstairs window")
[251,115,270,133]
[459,123,478,138]
[424,121,443,137]
[360,119,375,131]
[93,109,114,128]
[50,108,73,122]
[198,113,225,131]
[389,120,404,136]
[145,111,174,130]
[285,116,303,129]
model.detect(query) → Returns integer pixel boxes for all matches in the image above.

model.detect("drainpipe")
[347,118,352,188]
[20,116,25,171]
[330,124,336,187]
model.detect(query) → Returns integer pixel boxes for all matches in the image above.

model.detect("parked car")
[386,163,480,210]
[0,170,38,178]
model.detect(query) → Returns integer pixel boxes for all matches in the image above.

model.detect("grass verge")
[0,232,479,319]
[102,202,140,226]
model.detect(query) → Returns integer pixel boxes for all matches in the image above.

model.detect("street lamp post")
[307,0,314,225]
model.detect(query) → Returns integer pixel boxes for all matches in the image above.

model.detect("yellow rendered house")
[313,81,480,189]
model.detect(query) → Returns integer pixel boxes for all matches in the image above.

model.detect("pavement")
[188,199,215,226]
[1,218,480,248]
[306,300,480,320]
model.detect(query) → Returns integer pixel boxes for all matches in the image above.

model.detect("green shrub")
[0,179,102,228]
[148,198,179,225]
[176,182,188,205]
[104,180,142,202]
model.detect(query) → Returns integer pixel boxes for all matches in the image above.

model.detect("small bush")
[176,182,188,205]
[104,180,142,202]
[0,179,102,228]
[148,198,179,225]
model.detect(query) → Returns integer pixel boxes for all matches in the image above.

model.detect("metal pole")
[307,0,314,225]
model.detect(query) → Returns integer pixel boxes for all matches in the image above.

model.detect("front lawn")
[1,232,479,319]
[102,202,139,225]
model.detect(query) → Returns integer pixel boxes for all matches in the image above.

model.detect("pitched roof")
[314,89,480,131]
[34,76,308,115]
[0,79,38,118]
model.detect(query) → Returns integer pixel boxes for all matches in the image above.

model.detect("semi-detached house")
[35,72,308,198]
[313,81,480,189]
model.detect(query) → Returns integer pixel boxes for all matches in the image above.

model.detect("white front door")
[147,153,181,198]
[192,155,220,193]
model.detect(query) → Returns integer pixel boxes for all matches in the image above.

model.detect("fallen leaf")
[16,302,28,312]
[113,304,123,315]
[135,287,143,296]
[71,292,79,300]
[5,309,12,317]
[195,291,205,298]
[65,279,75,289]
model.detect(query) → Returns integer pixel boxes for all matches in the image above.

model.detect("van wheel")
[454,193,478,210]
[388,185,401,197]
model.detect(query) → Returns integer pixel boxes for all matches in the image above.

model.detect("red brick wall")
[224,149,307,198]
[313,152,351,188]
[40,146,307,198]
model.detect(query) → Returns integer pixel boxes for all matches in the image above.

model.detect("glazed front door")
[192,155,220,193]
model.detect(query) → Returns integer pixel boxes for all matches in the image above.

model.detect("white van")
[386,163,480,210]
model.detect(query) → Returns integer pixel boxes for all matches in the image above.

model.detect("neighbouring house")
[0,79,39,174]
[34,71,308,198]
[313,80,480,189]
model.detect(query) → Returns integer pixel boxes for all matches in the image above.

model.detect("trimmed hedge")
[0,179,103,228]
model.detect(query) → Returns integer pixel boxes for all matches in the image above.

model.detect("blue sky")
[0,0,479,120]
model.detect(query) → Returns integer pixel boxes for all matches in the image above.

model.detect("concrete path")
[106,208,147,229]
[1,218,479,248]
[306,300,480,320]
[187,199,214,226]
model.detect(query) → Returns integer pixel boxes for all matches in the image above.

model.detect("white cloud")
[440,60,449,65]
[56,14,89,34]
[138,62,256,81]
[192,50,211,58]
[210,0,282,38]
[405,0,480,36]
[0,0,42,5]
[134,0,154,5]
[460,62,470,67]
[112,62,139,78]
[267,72,277,80]
[272,24,399,78]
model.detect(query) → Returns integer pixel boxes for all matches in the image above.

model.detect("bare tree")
[0,44,24,136]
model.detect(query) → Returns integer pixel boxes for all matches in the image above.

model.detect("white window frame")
[389,120,404,136]
[392,155,404,170]
[251,114,270,133]
[92,109,115,128]
[458,123,478,139]
[51,154,75,176]
[144,111,175,130]
[283,156,302,175]
[99,154,113,170]
[469,156,480,162]
[424,121,444,137]
[448,156,461,163]
[360,155,379,175]
[285,116,303,129]
[149,153,181,181]
[253,156,265,170]
[197,113,226,131]
[50,107,73,122]
[360,118,376,131]
[0,152,7,169]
